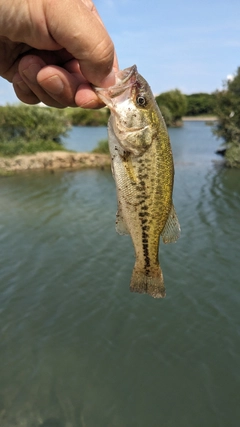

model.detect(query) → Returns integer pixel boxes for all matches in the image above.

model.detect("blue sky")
[1,0,240,104]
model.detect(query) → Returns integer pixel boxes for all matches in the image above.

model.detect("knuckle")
[91,36,114,70]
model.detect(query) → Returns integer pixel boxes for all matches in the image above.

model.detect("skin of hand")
[0,0,118,108]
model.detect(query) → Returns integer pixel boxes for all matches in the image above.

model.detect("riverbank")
[0,151,111,173]
[183,116,217,121]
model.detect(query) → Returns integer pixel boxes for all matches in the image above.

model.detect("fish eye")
[136,95,146,107]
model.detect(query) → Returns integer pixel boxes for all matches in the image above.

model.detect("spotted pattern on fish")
[94,65,180,298]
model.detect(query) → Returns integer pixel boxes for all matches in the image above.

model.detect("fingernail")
[15,80,32,95]
[13,73,32,94]
[22,64,42,84]
[40,75,64,95]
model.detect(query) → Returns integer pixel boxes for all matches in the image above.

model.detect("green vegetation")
[0,104,69,156]
[214,67,240,168]
[158,105,173,127]
[2,70,240,169]
[185,93,217,116]
[0,104,110,157]
[155,90,218,124]
[92,139,109,154]
[155,89,187,126]
[65,107,109,126]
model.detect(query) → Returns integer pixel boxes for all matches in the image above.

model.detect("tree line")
[0,68,240,166]
[155,90,217,127]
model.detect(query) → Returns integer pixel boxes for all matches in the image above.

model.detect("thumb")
[45,0,115,86]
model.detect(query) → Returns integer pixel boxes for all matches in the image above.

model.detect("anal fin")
[116,205,129,235]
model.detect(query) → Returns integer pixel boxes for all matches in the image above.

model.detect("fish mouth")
[109,65,137,97]
[93,65,138,105]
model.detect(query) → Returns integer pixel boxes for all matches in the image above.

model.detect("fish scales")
[94,65,180,298]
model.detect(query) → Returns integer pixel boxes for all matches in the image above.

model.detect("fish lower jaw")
[129,264,166,299]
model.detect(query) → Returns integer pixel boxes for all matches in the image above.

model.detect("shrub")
[65,107,110,126]
[158,105,173,127]
[92,139,109,154]
[0,104,69,156]
[0,139,66,157]
[213,67,240,167]
[155,89,187,125]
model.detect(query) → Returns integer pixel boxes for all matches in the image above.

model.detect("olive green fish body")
[95,65,180,298]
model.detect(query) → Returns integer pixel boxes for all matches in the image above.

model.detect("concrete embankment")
[0,151,111,172]
[182,116,217,121]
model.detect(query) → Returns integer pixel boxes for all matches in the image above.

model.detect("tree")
[214,67,240,168]
[185,93,217,116]
[158,105,173,128]
[155,89,187,126]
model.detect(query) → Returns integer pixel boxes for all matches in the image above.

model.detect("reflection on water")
[0,122,240,427]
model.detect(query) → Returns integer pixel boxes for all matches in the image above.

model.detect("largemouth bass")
[94,65,180,298]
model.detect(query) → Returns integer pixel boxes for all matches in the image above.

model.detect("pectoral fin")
[161,204,181,244]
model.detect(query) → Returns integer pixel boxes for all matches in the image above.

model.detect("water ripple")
[0,124,240,427]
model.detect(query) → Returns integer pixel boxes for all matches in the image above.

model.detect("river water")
[0,122,239,427]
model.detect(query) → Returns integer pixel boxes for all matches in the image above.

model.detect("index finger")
[45,0,116,87]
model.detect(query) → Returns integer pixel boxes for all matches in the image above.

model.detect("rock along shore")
[0,151,111,172]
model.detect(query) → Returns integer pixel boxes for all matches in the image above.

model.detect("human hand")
[0,0,118,108]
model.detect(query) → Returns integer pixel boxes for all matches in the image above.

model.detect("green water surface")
[0,122,239,427]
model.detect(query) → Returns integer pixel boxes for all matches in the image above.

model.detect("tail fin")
[130,264,166,299]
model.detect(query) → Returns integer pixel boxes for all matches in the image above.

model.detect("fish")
[94,65,180,298]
